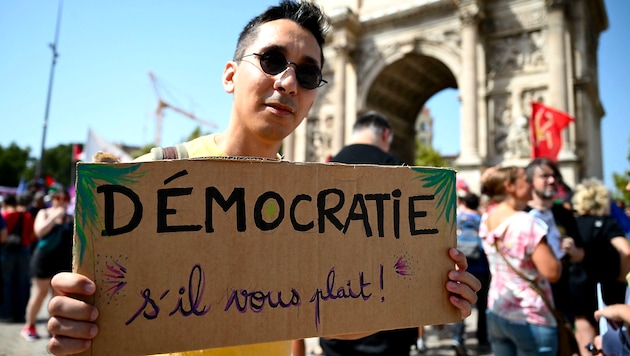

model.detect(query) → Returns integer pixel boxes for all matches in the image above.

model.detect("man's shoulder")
[331,144,402,165]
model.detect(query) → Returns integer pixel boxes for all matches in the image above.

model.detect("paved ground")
[0,291,493,356]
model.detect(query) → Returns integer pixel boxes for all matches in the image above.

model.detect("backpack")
[456,212,483,260]
[5,213,24,251]
[148,143,189,160]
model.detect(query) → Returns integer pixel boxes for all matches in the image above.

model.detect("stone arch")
[287,0,609,190]
[359,50,458,164]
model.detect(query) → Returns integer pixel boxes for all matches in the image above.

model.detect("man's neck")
[528,196,552,211]
[216,132,282,160]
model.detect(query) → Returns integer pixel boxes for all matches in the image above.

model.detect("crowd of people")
[0,184,74,342]
[1,1,629,356]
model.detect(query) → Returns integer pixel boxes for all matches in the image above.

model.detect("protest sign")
[73,158,460,355]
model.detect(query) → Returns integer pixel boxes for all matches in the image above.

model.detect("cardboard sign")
[73,158,460,355]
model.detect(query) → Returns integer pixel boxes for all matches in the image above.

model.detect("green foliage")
[414,140,448,167]
[610,136,630,204]
[0,143,33,186]
[40,144,73,188]
[612,172,630,204]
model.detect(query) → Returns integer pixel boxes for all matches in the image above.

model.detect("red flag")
[529,102,574,161]
[72,143,84,161]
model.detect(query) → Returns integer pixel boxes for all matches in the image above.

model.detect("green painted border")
[75,163,147,265]
[411,167,456,236]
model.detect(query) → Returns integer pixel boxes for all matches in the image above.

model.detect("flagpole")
[36,0,63,180]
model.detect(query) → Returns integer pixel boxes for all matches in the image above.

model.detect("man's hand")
[447,248,481,319]
[47,273,99,355]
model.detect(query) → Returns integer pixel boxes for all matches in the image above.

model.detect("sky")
[0,1,628,190]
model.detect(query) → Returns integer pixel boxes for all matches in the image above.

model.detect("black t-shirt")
[322,143,415,355]
[320,328,418,356]
[330,144,403,166]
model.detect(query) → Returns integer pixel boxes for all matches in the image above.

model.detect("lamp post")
[36,0,63,179]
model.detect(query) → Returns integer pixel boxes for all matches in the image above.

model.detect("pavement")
[0,291,493,356]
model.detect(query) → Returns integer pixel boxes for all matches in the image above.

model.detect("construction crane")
[148,70,217,146]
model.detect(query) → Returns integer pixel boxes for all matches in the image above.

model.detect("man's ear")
[222,61,237,94]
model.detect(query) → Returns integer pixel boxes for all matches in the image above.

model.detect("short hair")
[234,0,329,66]
[16,193,32,207]
[461,192,480,211]
[2,194,17,207]
[572,178,610,216]
[525,157,562,183]
[352,111,394,143]
[482,166,522,202]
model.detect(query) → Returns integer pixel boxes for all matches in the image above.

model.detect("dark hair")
[2,194,17,207]
[525,157,561,183]
[234,0,329,66]
[52,190,70,203]
[461,192,480,211]
[16,193,32,207]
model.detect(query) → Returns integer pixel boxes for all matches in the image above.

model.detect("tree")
[30,144,73,188]
[414,140,448,167]
[610,136,630,204]
[0,143,33,187]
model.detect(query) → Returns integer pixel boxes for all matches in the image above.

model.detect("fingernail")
[90,308,98,321]
[85,283,95,294]
[84,340,92,348]
[89,325,98,337]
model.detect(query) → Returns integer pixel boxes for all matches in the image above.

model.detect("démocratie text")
[96,170,440,238]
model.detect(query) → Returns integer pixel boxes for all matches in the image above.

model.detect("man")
[328,111,403,166]
[45,2,480,355]
[314,111,417,356]
[524,158,584,324]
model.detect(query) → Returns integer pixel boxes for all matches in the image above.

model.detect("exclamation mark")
[380,264,384,302]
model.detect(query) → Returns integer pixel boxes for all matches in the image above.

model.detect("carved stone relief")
[492,93,512,157]
[487,29,547,77]
[487,8,546,34]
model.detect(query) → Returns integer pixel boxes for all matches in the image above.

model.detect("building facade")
[282,0,608,191]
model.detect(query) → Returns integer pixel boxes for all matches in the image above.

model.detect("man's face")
[223,19,321,144]
[531,165,558,200]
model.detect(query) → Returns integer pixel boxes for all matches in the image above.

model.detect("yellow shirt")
[145,134,291,356]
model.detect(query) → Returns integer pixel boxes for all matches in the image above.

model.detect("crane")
[148,70,217,146]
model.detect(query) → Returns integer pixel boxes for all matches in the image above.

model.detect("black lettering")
[342,194,372,236]
[290,194,314,232]
[98,185,143,236]
[317,189,344,233]
[364,194,390,237]
[392,189,401,238]
[205,187,246,232]
[157,188,203,233]
[254,192,284,231]
[408,195,439,235]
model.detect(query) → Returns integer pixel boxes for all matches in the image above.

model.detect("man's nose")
[274,66,299,95]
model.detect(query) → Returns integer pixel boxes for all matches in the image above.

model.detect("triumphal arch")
[282,0,608,191]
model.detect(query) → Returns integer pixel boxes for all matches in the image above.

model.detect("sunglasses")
[239,50,327,90]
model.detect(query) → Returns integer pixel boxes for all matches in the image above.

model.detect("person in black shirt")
[320,111,417,356]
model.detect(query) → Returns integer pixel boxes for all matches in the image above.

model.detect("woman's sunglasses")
[239,50,327,90]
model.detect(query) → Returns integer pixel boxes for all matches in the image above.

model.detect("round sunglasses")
[239,50,327,90]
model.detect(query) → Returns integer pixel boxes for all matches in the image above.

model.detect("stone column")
[332,45,348,154]
[455,4,482,166]
[546,0,575,159]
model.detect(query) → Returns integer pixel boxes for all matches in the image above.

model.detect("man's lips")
[266,102,295,115]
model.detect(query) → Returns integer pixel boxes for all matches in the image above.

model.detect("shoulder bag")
[494,239,580,356]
